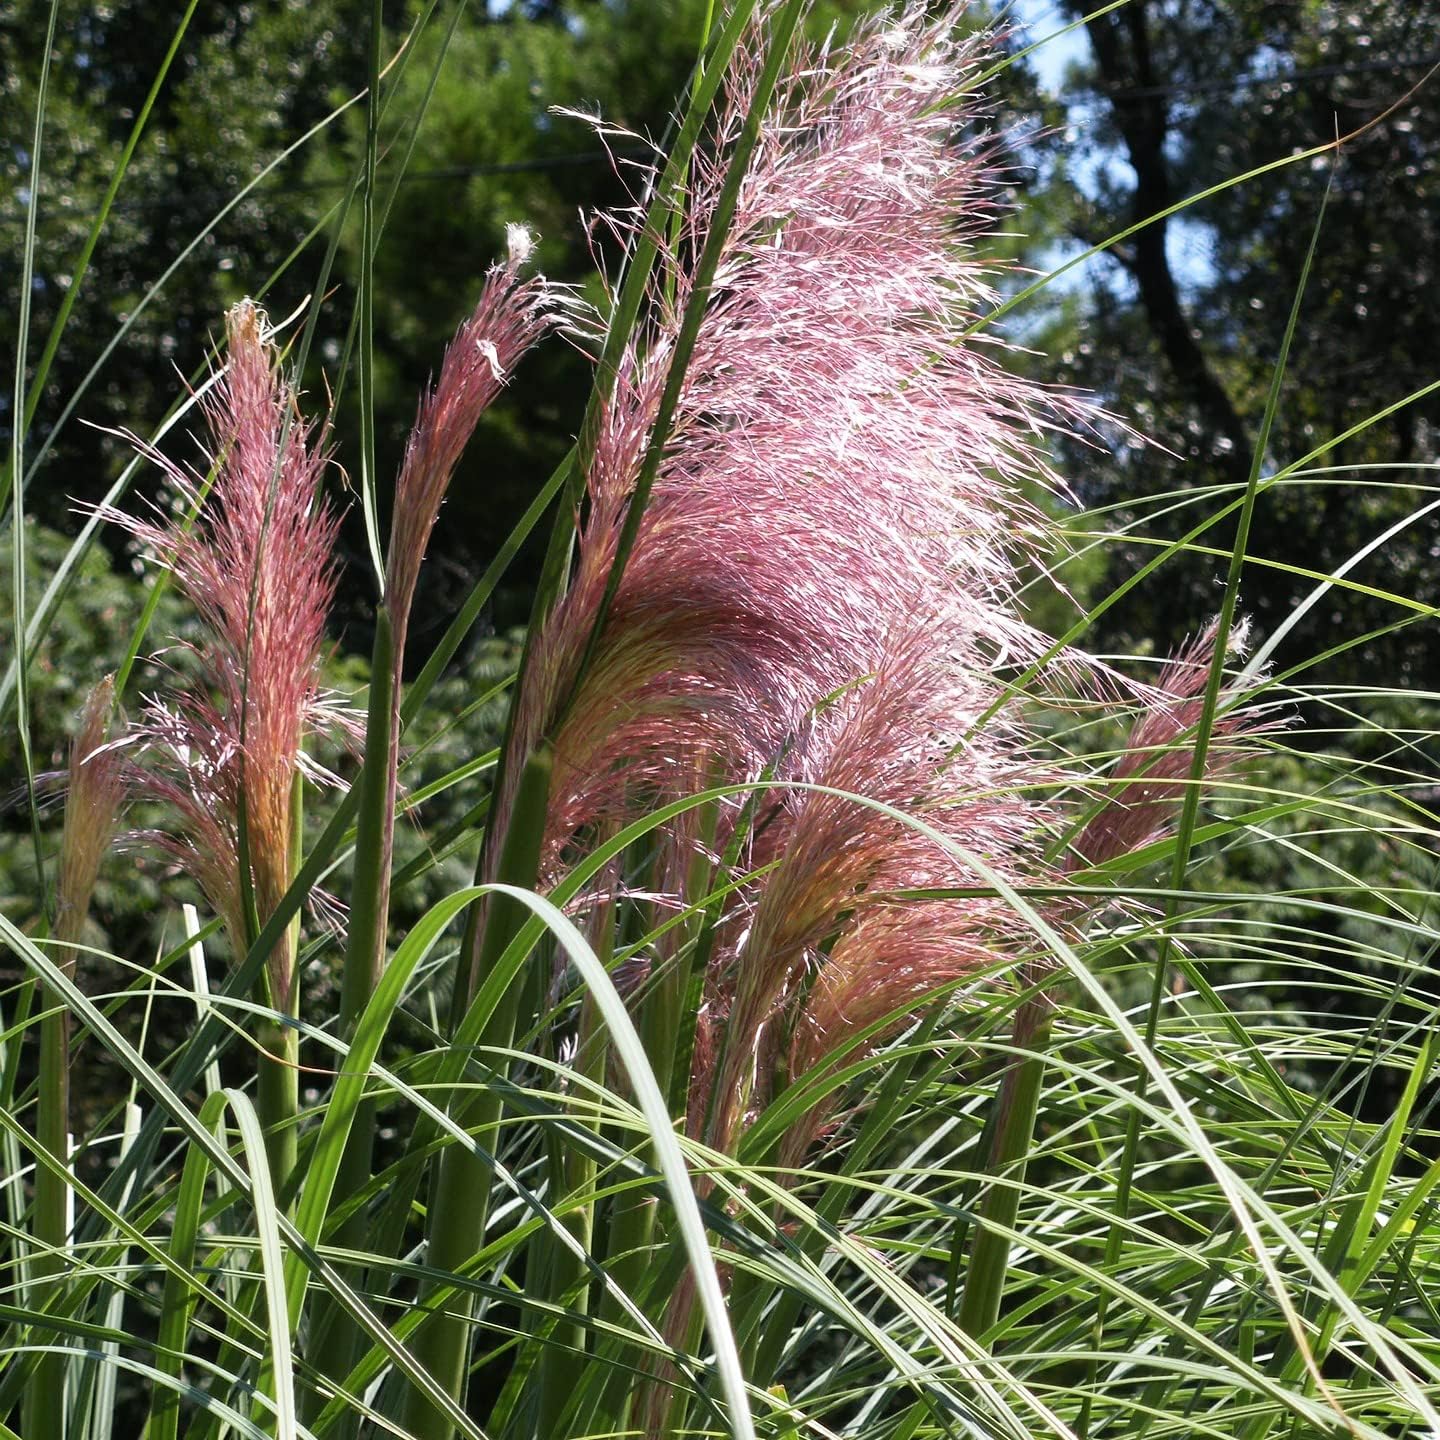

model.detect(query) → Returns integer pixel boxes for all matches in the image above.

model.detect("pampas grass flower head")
[108,300,342,996]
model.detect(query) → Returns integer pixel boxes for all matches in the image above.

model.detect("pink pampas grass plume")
[495,2,1073,885]
[107,301,342,1003]
[346,233,555,1000]
[1070,620,1273,872]
[694,631,1048,1156]
[540,6,1280,1432]
[55,676,128,952]
[774,620,1274,1166]
[386,229,555,655]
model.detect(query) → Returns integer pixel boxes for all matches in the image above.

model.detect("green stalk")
[535,984,609,1438]
[1,984,34,1265]
[958,996,1052,1339]
[562,0,808,704]
[598,1027,674,1309]
[25,915,79,1440]
[355,0,386,588]
[649,827,713,1112]
[8,0,62,955]
[1078,181,1329,1438]
[593,820,723,1436]
[256,1014,299,1208]
[341,599,398,1018]
[728,1248,773,1389]
[661,0,717,311]
[649,1268,709,1440]
[588,801,750,1437]
[741,1016,946,1391]
[256,770,305,1203]
[595,1153,657,1343]
[400,742,555,1438]
[24,660,125,1440]
[595,888,661,1342]
[600,822,711,1334]
[149,1091,229,1440]
[307,606,397,1416]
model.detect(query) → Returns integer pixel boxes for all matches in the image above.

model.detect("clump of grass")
[3,5,1439,1440]
[405,7,1271,1435]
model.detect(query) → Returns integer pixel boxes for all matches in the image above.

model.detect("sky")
[1008,0,1089,95]
[1007,0,1221,295]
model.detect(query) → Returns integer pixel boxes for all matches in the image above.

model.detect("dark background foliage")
[3,0,1437,1091]
[5,0,1435,665]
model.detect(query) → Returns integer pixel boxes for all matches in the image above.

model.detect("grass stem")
[535,985,608,1437]
[400,742,554,1438]
[25,923,77,1440]
[307,604,397,1418]
[958,996,1052,1340]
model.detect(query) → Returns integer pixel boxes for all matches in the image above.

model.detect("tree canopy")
[4,0,1436,671]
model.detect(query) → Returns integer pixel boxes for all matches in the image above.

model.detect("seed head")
[1070,621,1273,871]
[386,248,554,654]
[108,302,342,1001]
[497,3,1066,882]
[55,676,127,954]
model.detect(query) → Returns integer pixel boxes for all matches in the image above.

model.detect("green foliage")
[1017,0,1440,684]
[2,3,1439,1440]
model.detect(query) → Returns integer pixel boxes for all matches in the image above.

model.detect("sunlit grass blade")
[1085,173,1336,1429]
[0,913,483,1438]
[149,1089,228,1440]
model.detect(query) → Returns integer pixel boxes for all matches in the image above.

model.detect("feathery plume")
[386,237,554,653]
[55,676,127,952]
[109,301,341,1002]
[498,4,1274,1189]
[1070,621,1271,871]
[495,3,1068,886]
[694,634,1043,1150]
[340,241,554,1008]
[525,3,1274,1186]
[477,7,1278,1434]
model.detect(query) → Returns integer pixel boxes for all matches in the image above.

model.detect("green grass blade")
[6,0,62,928]
[0,913,482,1438]
[229,1089,298,1440]
[149,1089,229,1440]
[81,1099,141,1440]
[559,0,808,714]
[491,882,756,1440]
[355,0,386,589]
[17,0,203,470]
[1092,172,1336,1410]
